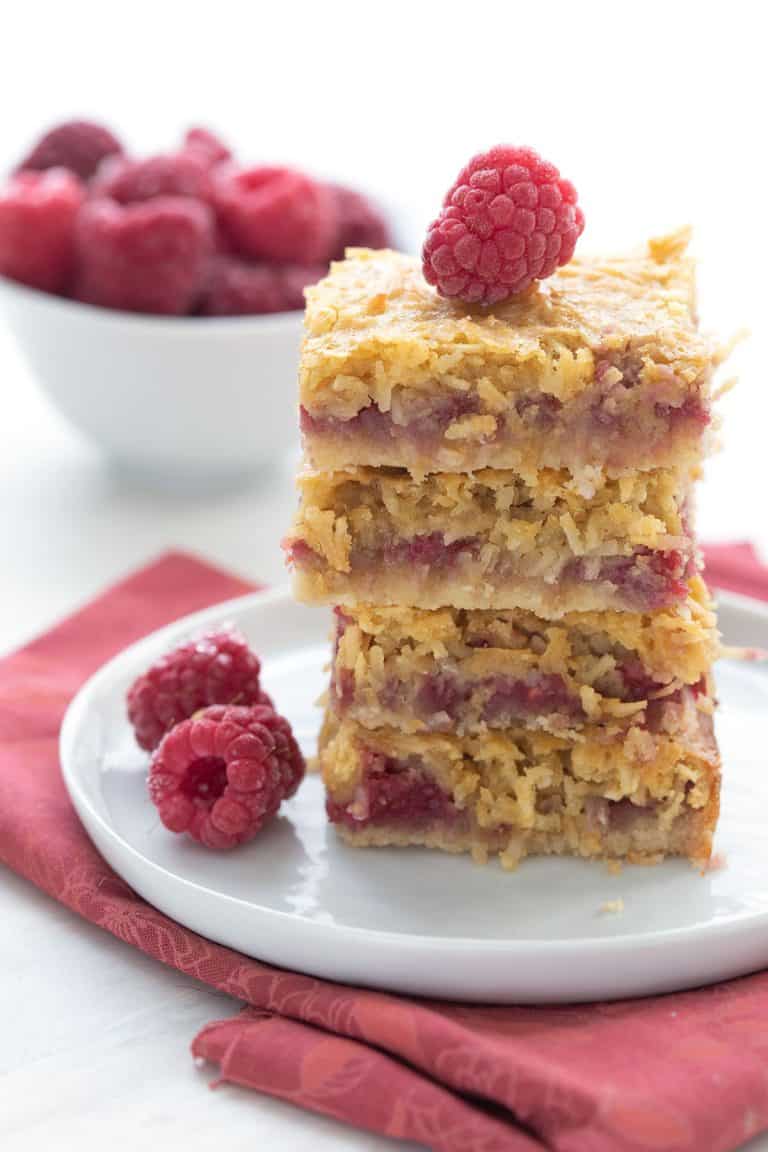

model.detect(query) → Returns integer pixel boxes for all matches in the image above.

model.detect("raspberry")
[330,184,391,259]
[422,145,585,306]
[75,196,213,315]
[198,257,326,316]
[277,262,327,310]
[183,127,232,167]
[0,169,84,292]
[127,628,271,751]
[17,119,123,182]
[92,152,212,204]
[213,166,335,263]
[148,704,305,849]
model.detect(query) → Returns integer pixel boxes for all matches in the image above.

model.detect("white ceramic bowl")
[0,275,303,485]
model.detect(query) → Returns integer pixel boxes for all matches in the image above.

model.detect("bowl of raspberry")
[0,121,392,485]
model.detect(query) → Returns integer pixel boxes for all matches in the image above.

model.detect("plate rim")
[59,584,768,959]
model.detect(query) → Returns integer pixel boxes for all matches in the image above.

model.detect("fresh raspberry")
[183,127,232,167]
[0,169,84,292]
[92,152,212,204]
[198,257,326,316]
[149,704,305,849]
[75,196,213,315]
[127,628,271,751]
[213,166,335,263]
[17,120,123,182]
[277,262,327,310]
[329,184,391,259]
[422,145,585,306]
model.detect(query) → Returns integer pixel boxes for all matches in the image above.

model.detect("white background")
[1,1,766,1148]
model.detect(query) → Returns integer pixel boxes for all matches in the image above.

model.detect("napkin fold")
[1,546,767,1152]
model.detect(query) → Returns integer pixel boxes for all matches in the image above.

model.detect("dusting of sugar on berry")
[149,703,305,849]
[16,119,123,182]
[74,195,213,315]
[127,628,271,751]
[422,145,584,306]
[0,168,84,292]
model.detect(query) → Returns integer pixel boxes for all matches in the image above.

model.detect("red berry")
[278,263,328,310]
[183,127,232,168]
[148,704,305,849]
[422,145,585,306]
[75,196,213,315]
[92,152,212,204]
[128,628,271,751]
[330,184,391,259]
[199,257,326,316]
[0,169,84,292]
[213,165,335,263]
[198,257,284,316]
[17,120,123,182]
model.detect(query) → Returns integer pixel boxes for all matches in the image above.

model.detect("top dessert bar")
[300,230,721,477]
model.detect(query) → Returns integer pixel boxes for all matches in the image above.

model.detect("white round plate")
[61,587,768,1004]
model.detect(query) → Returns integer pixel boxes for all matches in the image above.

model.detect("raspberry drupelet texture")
[148,704,305,849]
[422,145,584,306]
[127,629,271,751]
[0,169,84,292]
[17,119,123,182]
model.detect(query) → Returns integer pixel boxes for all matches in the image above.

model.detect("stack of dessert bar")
[287,229,722,866]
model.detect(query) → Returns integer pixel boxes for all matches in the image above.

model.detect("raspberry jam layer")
[326,751,462,830]
[290,533,694,612]
[300,373,710,472]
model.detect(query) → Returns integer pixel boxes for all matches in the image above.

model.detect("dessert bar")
[321,708,720,866]
[300,231,719,478]
[330,581,718,736]
[288,465,697,613]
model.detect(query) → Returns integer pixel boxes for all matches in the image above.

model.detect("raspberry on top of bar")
[300,230,721,477]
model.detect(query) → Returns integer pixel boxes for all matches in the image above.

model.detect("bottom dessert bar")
[320,709,720,867]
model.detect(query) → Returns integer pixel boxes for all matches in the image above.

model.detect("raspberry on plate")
[92,152,213,204]
[422,145,585,306]
[214,165,335,263]
[0,169,84,292]
[17,119,123,182]
[148,703,305,849]
[183,127,232,167]
[75,195,213,315]
[127,628,271,751]
[330,184,391,260]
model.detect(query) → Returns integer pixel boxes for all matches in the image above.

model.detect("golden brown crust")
[301,233,713,420]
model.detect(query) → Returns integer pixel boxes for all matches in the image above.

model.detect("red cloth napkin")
[2,547,768,1152]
